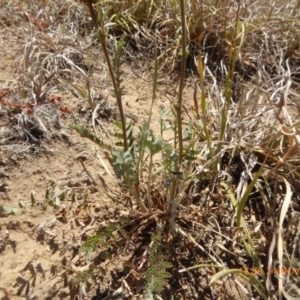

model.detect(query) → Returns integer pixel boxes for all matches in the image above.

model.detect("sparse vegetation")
[1,0,300,299]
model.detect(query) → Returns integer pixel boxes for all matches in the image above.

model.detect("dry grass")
[1,0,300,299]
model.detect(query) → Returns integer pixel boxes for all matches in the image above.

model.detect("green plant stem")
[98,12,128,151]
[133,183,148,213]
[176,0,187,165]
[147,156,153,212]
[215,0,240,170]
[198,57,213,160]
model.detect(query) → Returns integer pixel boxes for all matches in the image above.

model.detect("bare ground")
[0,16,197,298]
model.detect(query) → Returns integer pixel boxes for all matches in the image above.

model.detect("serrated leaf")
[70,125,112,151]
[145,136,163,156]
[185,149,199,161]
[112,150,137,188]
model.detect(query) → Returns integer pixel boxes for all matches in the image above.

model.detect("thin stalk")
[86,77,95,109]
[215,0,241,169]
[86,0,98,29]
[98,9,128,151]
[148,52,158,126]
[198,56,213,160]
[177,0,187,165]
[147,154,154,212]
[138,55,158,212]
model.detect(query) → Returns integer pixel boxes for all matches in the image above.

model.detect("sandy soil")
[0,29,122,300]
[1,1,287,299]
[0,14,197,299]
